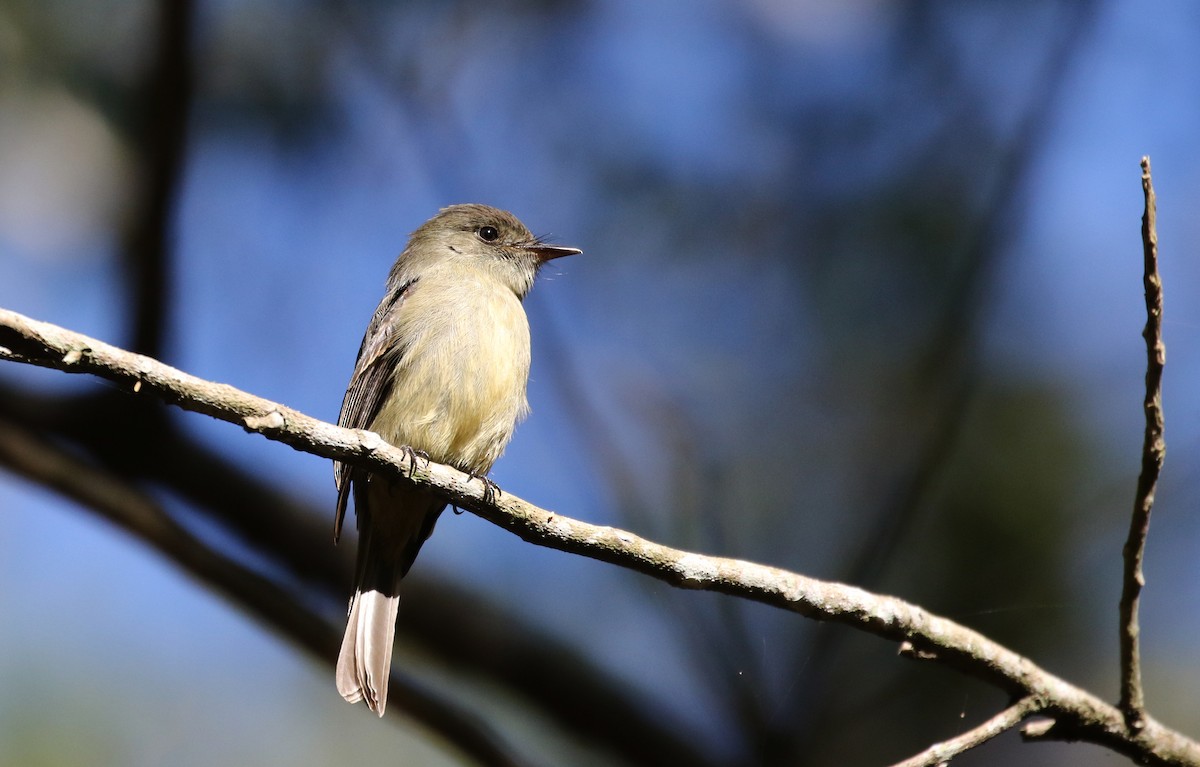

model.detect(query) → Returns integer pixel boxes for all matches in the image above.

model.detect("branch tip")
[1119,154,1165,729]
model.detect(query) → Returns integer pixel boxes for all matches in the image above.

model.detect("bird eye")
[477,226,500,242]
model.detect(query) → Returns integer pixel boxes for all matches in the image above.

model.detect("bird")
[333,204,581,715]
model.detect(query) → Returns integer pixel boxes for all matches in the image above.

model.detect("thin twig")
[1119,155,1165,730]
[889,697,1041,767]
[1,306,1199,766]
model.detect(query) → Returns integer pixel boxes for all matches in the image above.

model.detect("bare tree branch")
[888,696,1041,767]
[1119,155,1166,730]
[1,306,1198,765]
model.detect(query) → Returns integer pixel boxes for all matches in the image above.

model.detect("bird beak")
[526,243,582,262]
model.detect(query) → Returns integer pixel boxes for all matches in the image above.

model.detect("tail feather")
[336,479,444,716]
[336,587,400,714]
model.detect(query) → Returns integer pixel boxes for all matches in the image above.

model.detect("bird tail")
[336,480,443,716]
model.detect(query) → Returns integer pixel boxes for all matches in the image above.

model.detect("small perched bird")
[333,204,580,715]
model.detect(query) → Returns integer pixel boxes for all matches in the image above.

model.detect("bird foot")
[399,445,431,476]
[475,474,501,505]
[451,475,500,515]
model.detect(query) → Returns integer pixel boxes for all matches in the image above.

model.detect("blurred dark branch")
[0,384,342,586]
[3,307,1199,766]
[1119,156,1164,729]
[0,415,526,767]
[0,377,715,763]
[0,378,717,767]
[403,585,715,767]
[889,695,1039,767]
[122,0,194,356]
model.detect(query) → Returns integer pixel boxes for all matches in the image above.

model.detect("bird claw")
[452,479,497,515]
[478,475,501,504]
[461,472,501,504]
[399,445,431,476]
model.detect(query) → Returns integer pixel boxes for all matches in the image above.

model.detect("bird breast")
[368,270,533,476]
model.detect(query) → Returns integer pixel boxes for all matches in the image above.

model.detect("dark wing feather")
[334,277,417,540]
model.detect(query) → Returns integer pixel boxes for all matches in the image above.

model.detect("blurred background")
[1,1,1199,765]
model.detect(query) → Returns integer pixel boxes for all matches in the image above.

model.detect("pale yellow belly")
[368,274,531,475]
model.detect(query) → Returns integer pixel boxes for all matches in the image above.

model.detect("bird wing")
[334,277,417,541]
